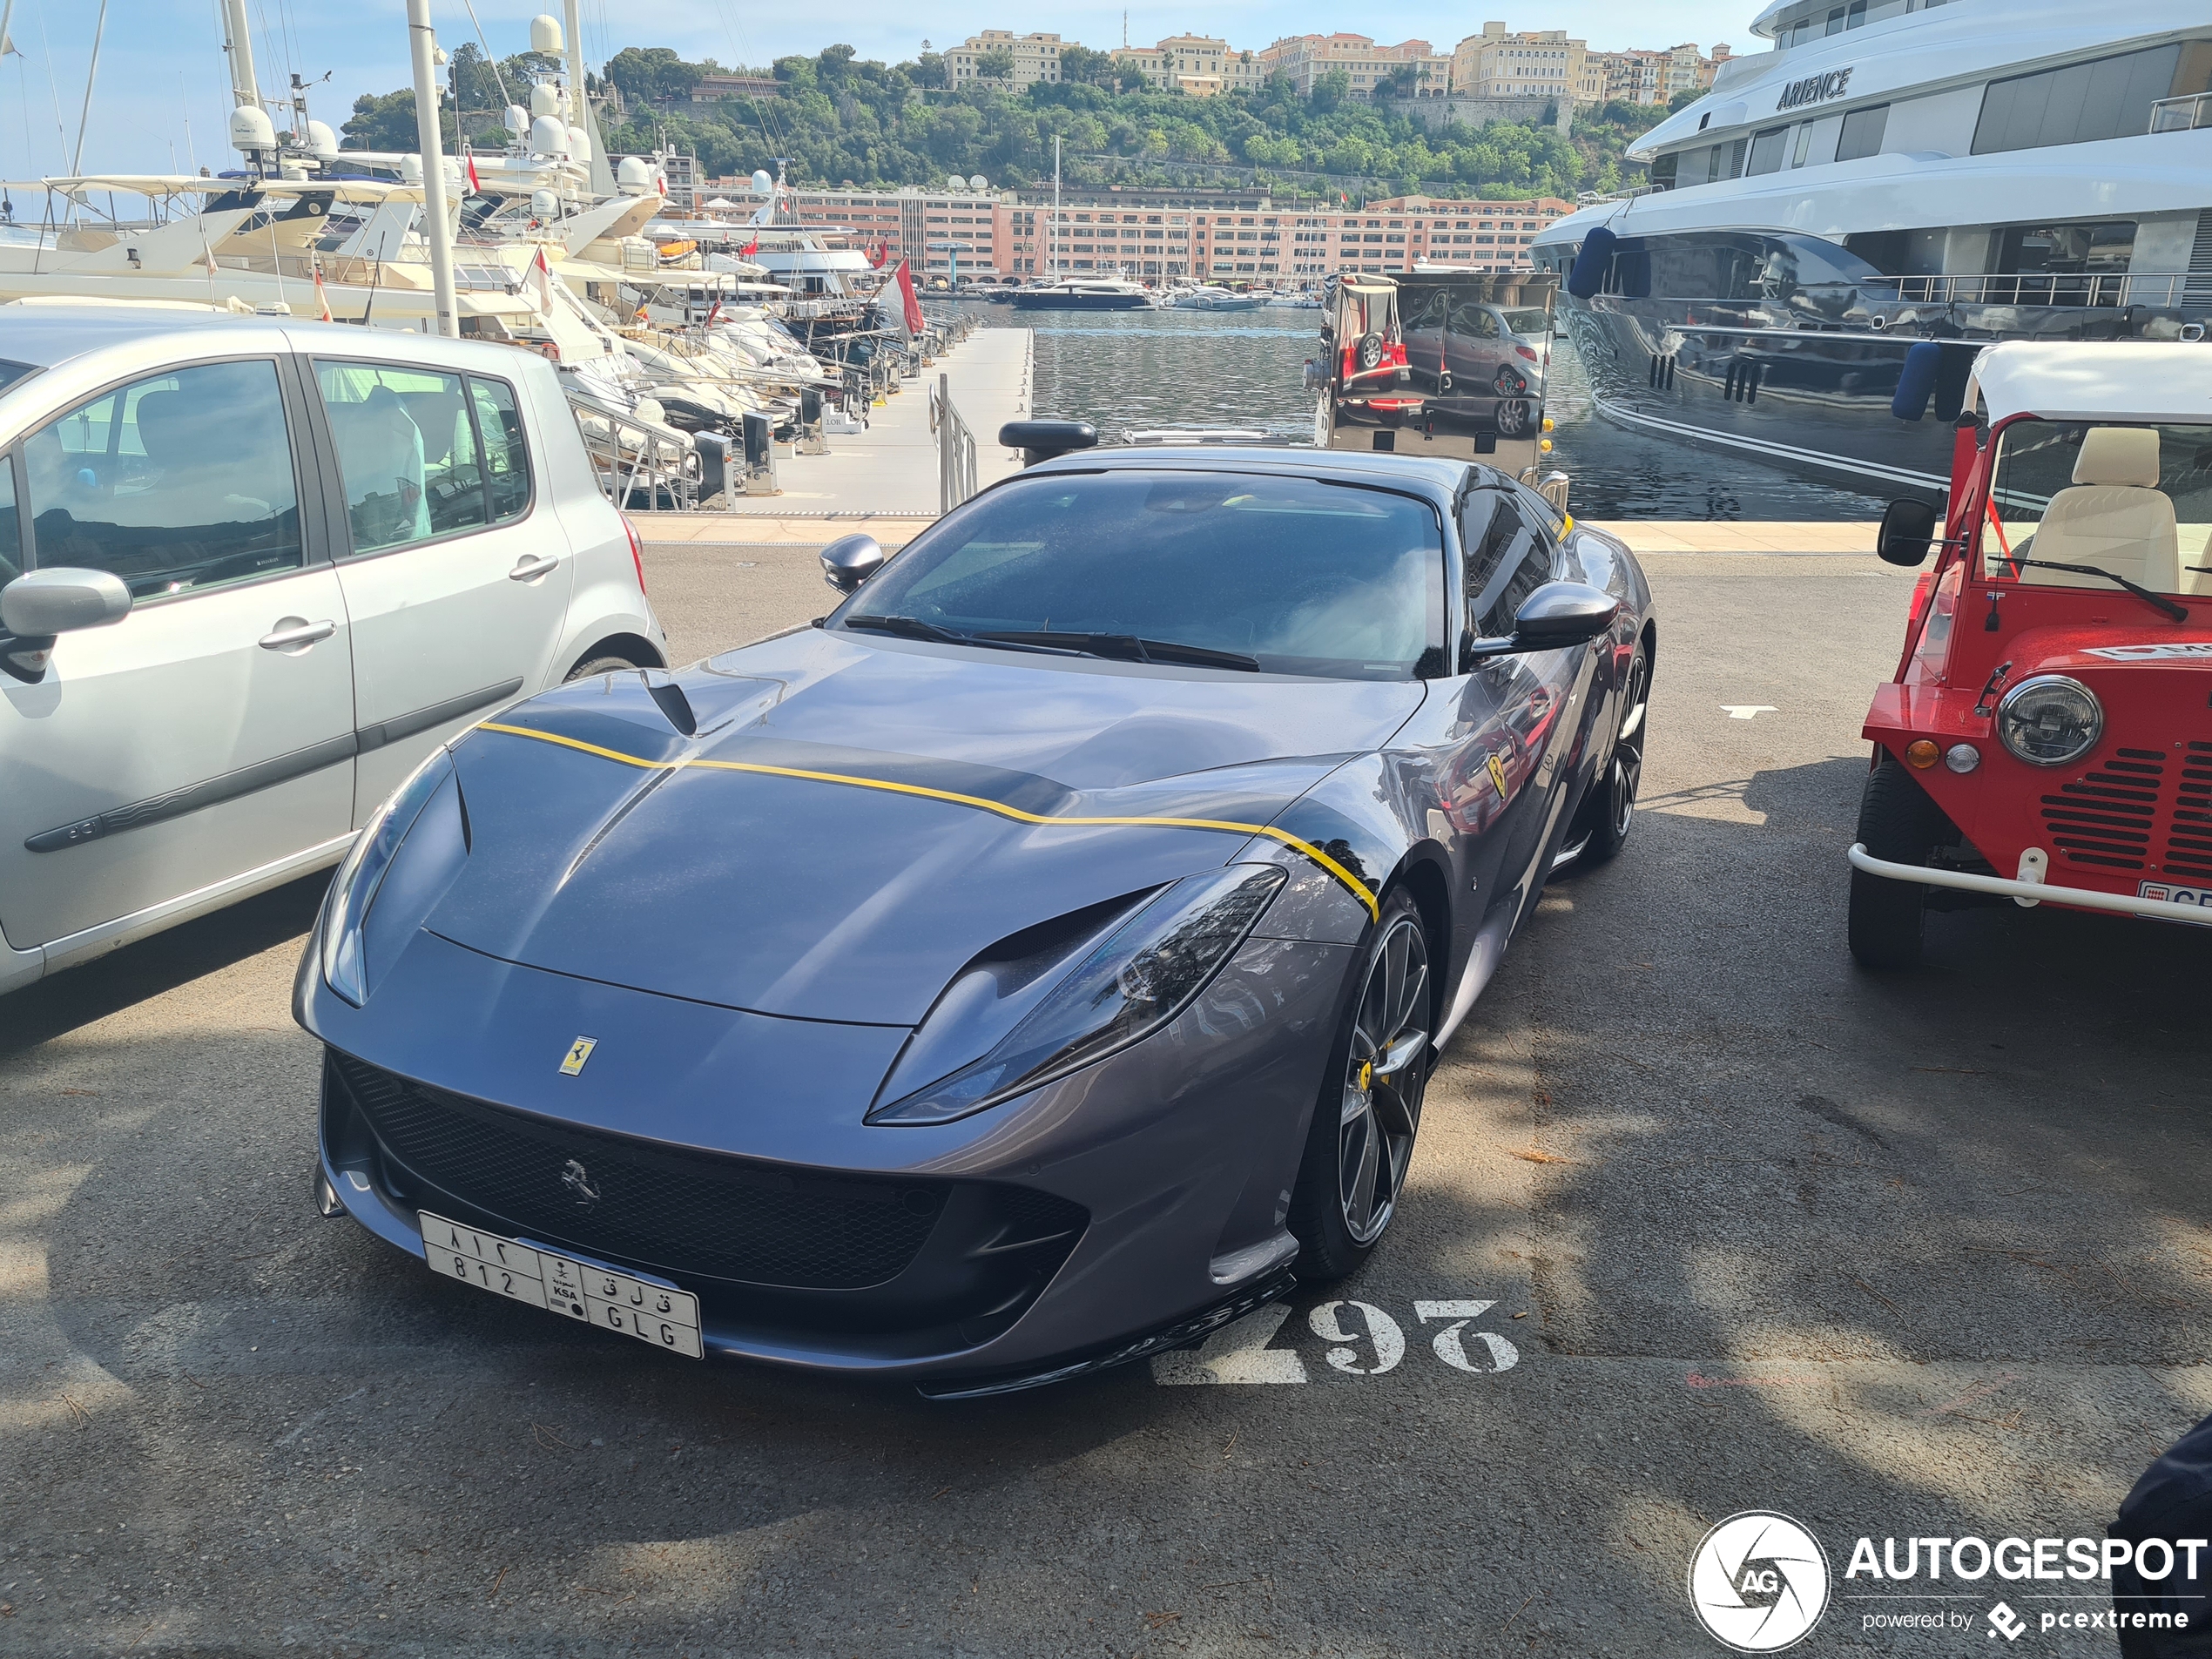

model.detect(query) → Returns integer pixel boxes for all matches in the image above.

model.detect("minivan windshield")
[840,470,1447,680]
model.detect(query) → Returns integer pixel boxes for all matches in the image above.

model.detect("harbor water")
[948,304,1885,521]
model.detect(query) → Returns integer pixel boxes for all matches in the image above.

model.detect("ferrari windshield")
[840,470,1447,680]
[1981,420,2212,599]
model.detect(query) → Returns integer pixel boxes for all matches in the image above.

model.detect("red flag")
[314,265,334,323]
[867,239,889,268]
[464,145,481,194]
[706,298,722,327]
[894,259,925,334]
[738,236,759,258]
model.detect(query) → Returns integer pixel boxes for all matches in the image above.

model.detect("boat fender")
[1892,340,1943,421]
[1565,226,1617,300]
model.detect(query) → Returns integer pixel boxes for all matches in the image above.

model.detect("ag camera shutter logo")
[1688,1512,1831,1652]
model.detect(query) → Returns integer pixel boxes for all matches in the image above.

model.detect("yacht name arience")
[1534,0,2212,496]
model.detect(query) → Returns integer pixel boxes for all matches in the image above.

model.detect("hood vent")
[2167,740,2212,881]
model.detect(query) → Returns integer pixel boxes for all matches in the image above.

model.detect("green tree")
[1059,45,1114,87]
[974,47,1015,82]
[1311,69,1350,113]
[910,52,947,89]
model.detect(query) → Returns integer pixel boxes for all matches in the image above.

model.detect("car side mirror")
[1876,498,1939,566]
[819,533,887,594]
[0,568,131,683]
[999,419,1097,467]
[1461,581,1620,666]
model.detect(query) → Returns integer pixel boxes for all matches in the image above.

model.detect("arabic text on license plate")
[419,1211,704,1359]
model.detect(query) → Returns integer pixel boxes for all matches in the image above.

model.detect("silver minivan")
[0,306,667,995]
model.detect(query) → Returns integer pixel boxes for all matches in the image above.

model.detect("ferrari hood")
[421,629,1423,1024]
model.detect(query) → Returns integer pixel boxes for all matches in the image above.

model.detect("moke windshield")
[1981,420,2212,600]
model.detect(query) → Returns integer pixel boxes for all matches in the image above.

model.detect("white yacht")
[1533,0,2212,496]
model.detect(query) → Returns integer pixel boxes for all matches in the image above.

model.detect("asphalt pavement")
[6,543,2211,1657]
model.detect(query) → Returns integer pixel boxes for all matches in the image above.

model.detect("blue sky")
[3,0,1749,180]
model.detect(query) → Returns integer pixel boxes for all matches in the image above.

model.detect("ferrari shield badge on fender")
[1487,754,1509,799]
[559,1036,597,1076]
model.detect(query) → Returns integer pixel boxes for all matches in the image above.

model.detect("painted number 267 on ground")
[1152,1299,1518,1386]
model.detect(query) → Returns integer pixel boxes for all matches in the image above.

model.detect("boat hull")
[1009,292,1155,311]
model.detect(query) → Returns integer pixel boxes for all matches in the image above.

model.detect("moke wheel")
[1291,890,1432,1281]
[1575,644,1648,867]
[1848,757,1942,970]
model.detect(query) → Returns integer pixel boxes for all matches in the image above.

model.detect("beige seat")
[2018,427,2180,593]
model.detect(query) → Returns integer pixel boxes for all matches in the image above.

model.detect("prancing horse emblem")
[559,1035,597,1076]
[561,1158,601,1208]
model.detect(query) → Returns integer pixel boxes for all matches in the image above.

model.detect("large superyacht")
[1533,0,2212,496]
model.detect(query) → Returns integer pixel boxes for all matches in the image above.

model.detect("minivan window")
[316,362,487,553]
[24,358,302,599]
[0,457,18,586]
[468,375,531,523]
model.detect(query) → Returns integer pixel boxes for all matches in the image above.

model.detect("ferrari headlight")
[320,748,455,1007]
[868,864,1287,1126]
[1996,676,2102,768]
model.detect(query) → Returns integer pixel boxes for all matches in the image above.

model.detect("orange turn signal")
[1905,739,1939,770]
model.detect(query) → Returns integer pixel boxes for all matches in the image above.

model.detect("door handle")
[509,554,560,582]
[259,617,336,651]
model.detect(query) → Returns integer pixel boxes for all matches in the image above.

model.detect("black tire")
[564,654,639,684]
[1572,642,1649,868]
[1848,757,1943,970]
[1289,887,1433,1283]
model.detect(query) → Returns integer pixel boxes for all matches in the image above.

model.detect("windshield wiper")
[2000,558,2188,624]
[841,614,1077,657]
[976,631,1261,671]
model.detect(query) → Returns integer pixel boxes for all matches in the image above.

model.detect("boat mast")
[1051,134,1060,281]
[219,0,260,109]
[70,0,109,177]
[405,0,460,337]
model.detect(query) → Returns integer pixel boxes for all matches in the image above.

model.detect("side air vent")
[2039,749,2165,870]
[2166,739,2212,880]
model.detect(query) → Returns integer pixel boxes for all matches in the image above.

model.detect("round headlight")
[1996,675,2102,767]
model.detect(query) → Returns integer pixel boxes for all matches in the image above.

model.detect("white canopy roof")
[1973,342,2212,428]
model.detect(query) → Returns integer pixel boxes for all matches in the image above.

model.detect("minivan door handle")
[259,617,337,651]
[509,554,561,582]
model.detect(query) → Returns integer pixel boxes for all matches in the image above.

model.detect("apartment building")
[1258,34,1452,100]
[1109,35,1267,97]
[1588,41,1732,104]
[769,186,1008,278]
[1448,24,1588,104]
[942,30,1068,89]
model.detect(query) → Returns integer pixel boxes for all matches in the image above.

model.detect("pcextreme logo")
[1688,1512,1831,1652]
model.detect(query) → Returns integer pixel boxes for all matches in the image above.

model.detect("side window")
[468,376,531,523]
[315,361,486,554]
[1466,495,1556,640]
[23,359,302,599]
[0,457,19,587]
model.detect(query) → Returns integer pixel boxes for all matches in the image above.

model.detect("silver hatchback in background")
[0,305,667,995]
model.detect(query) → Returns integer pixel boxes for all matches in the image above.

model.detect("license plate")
[419,1211,704,1359]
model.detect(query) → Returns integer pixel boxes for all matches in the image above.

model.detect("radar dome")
[529,14,563,54]
[946,172,964,190]
[529,83,563,118]
[529,115,570,158]
[228,104,277,154]
[617,155,656,194]
[504,104,529,136]
[567,125,590,162]
[968,173,987,189]
[302,120,339,159]
[751,168,773,194]
[398,154,422,185]
[530,189,558,219]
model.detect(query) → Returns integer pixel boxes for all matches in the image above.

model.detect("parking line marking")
[475,719,1379,918]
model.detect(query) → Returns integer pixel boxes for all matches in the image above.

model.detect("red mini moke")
[1849,341,2212,967]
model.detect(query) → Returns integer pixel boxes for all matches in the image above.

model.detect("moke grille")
[2170,741,2212,881]
[2038,749,2166,870]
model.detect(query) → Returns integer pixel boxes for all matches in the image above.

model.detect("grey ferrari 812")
[298,445,1655,1395]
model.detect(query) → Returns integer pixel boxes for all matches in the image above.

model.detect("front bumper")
[303,926,1352,1388]
[1846,842,2212,926]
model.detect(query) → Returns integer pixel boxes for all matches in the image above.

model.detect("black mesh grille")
[328,1050,948,1291]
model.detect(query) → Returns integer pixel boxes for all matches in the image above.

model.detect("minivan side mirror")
[1,567,132,637]
[0,568,131,683]
[1876,498,1939,567]
[819,533,887,594]
[1462,580,1620,666]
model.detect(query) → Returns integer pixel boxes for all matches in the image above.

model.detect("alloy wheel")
[1610,651,1649,839]
[1338,915,1431,1245]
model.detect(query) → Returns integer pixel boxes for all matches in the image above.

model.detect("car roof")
[0,302,292,370]
[1973,342,2212,428]
[1019,445,1496,502]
